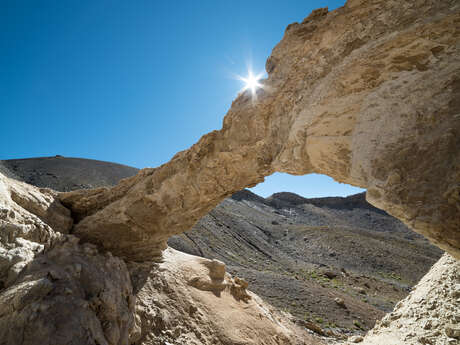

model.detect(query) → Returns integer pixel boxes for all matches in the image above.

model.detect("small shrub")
[353,319,364,330]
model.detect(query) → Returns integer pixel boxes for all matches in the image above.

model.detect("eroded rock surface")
[0,173,136,345]
[0,171,317,344]
[129,248,316,345]
[0,238,136,345]
[187,258,252,303]
[60,0,460,261]
[0,173,71,288]
[341,253,460,345]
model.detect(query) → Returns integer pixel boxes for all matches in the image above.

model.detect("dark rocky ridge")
[267,192,386,213]
[1,156,139,192]
[1,156,443,336]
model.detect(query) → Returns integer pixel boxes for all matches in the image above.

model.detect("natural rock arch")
[60,0,460,261]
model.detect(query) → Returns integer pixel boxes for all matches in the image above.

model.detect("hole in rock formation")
[168,178,443,337]
[1,0,459,344]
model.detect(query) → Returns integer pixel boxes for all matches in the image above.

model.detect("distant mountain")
[0,156,442,337]
[267,191,384,213]
[1,156,139,191]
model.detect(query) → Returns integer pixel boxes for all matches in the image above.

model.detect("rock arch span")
[60,0,460,261]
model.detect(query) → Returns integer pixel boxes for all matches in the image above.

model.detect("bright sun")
[241,71,262,94]
[238,69,265,97]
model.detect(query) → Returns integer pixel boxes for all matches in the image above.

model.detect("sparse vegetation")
[378,271,403,281]
[353,320,364,330]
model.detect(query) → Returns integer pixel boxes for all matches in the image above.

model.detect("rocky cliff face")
[60,0,460,261]
[0,173,136,345]
[0,172,313,345]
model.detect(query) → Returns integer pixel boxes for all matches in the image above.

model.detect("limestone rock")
[303,321,325,336]
[446,325,460,339]
[323,270,338,279]
[347,253,460,345]
[60,0,460,261]
[0,173,72,236]
[0,170,318,345]
[129,248,316,345]
[187,259,252,302]
[0,236,136,345]
[0,172,135,345]
[0,173,72,289]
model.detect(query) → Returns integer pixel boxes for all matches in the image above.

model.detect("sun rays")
[236,68,266,102]
[240,70,263,95]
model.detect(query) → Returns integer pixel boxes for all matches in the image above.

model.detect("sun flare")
[241,71,262,94]
[238,69,265,97]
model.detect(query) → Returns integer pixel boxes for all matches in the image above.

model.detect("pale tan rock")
[0,173,72,288]
[0,236,136,345]
[60,0,460,261]
[303,321,325,336]
[0,171,317,345]
[129,248,318,345]
[346,253,459,345]
[350,335,364,343]
[187,258,251,302]
[0,173,136,345]
[335,297,346,308]
[0,173,72,236]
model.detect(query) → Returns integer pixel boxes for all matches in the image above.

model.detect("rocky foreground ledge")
[0,172,317,345]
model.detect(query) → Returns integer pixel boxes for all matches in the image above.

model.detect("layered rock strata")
[60,0,460,261]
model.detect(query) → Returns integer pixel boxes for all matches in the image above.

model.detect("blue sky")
[0,0,364,197]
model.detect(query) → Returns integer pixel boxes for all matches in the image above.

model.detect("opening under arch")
[168,174,443,335]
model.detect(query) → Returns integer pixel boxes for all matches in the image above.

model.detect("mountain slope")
[169,190,442,336]
[1,156,139,191]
